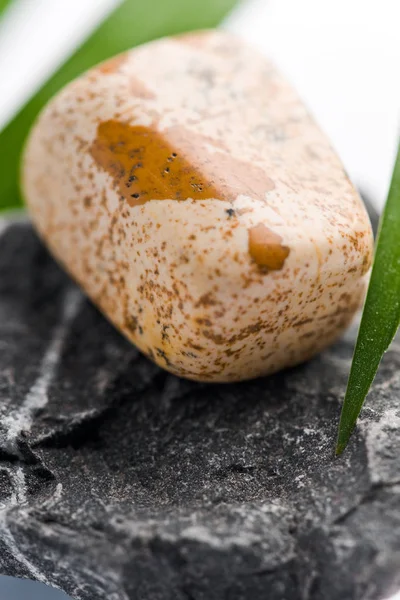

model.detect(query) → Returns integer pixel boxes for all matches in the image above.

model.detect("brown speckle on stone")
[195,292,218,308]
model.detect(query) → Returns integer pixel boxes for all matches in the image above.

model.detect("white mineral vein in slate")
[2,288,82,453]
[0,467,49,585]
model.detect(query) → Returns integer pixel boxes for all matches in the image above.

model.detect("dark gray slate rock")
[0,215,399,600]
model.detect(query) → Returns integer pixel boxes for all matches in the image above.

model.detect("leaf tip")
[335,419,355,456]
[335,440,346,456]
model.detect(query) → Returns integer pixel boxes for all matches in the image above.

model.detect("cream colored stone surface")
[22,30,373,382]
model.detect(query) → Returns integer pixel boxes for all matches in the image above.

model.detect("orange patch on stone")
[248,223,290,271]
[90,120,275,207]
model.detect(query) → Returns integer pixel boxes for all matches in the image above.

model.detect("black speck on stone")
[0,217,399,600]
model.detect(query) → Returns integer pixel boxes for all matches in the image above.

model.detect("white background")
[227,0,400,209]
[0,1,398,598]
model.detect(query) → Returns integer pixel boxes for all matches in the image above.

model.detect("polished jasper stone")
[23,31,373,382]
[1,213,400,600]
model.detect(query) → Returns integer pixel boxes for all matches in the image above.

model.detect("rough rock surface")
[1,215,400,600]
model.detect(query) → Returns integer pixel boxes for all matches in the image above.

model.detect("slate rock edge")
[1,217,400,600]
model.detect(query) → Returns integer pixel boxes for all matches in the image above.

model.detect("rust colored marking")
[98,54,127,74]
[248,223,290,271]
[90,120,275,207]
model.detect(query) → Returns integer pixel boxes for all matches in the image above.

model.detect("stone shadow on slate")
[0,221,400,600]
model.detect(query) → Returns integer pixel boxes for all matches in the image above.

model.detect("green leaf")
[336,141,400,455]
[0,0,12,16]
[0,0,238,211]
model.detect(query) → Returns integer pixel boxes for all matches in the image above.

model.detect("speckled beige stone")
[22,30,373,382]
